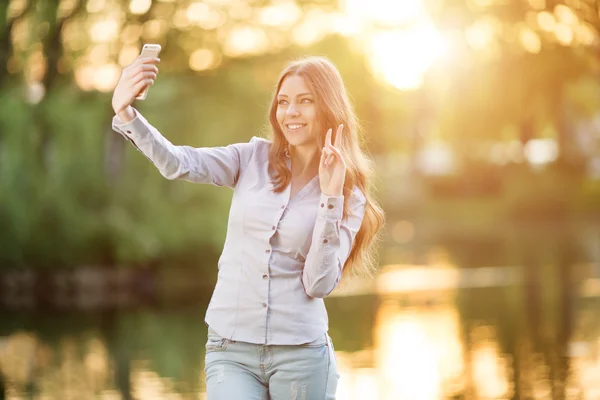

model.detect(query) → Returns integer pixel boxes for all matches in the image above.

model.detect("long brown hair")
[267,56,385,277]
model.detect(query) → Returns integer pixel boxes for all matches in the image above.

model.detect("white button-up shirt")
[112,110,366,345]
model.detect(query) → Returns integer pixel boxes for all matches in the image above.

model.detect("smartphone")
[135,44,161,100]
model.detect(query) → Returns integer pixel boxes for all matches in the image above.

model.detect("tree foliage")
[1,0,598,268]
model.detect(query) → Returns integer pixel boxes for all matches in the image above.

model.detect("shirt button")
[272,226,276,230]
[126,130,132,134]
[262,303,267,308]
[263,274,268,280]
[265,249,270,254]
[281,205,285,209]
[320,203,324,208]
[328,204,334,209]
[323,239,329,244]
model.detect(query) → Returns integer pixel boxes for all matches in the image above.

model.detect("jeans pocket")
[205,328,229,353]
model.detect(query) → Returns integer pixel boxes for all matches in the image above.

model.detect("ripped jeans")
[204,327,339,400]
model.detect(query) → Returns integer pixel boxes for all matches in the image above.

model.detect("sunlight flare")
[344,0,449,90]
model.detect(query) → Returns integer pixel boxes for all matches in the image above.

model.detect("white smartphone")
[135,44,161,100]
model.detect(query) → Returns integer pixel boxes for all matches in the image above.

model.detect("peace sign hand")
[319,124,347,197]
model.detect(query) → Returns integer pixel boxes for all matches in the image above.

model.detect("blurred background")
[1,0,600,398]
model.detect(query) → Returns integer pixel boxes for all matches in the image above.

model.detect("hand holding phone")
[111,44,161,116]
[135,44,161,100]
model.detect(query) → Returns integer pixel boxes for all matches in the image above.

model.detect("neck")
[290,143,320,177]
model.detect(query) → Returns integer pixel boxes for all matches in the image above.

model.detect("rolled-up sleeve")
[301,187,366,298]
[112,108,256,188]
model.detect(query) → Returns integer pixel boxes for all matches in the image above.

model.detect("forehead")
[278,75,311,95]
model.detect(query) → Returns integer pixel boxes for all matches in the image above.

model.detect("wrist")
[321,190,343,197]
[116,106,136,123]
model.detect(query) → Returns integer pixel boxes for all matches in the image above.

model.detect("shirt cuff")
[112,108,150,141]
[318,192,343,220]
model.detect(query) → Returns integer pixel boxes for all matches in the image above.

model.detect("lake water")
[2,223,600,399]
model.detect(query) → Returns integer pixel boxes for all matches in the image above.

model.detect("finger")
[136,64,159,74]
[323,147,332,166]
[129,57,154,72]
[335,124,343,148]
[325,128,332,147]
[132,78,153,96]
[327,144,345,164]
[327,145,336,164]
[135,56,161,65]
[133,70,157,82]
[130,57,160,72]
[321,147,328,166]
[127,64,158,79]
[327,154,335,166]
[131,72,156,87]
[323,144,334,166]
[131,70,157,83]
[323,147,335,167]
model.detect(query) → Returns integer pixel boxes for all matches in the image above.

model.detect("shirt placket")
[262,194,289,344]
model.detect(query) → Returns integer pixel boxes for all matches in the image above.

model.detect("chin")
[282,131,316,148]
[289,138,316,148]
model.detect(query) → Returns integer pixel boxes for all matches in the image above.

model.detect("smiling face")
[275,75,320,149]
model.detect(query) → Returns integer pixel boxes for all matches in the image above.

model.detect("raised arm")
[112,110,255,187]
[301,124,367,297]
[110,54,254,187]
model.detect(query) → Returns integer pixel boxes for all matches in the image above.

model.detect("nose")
[286,104,300,117]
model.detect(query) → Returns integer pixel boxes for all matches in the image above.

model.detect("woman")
[111,55,384,399]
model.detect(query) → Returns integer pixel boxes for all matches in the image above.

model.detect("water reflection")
[374,302,464,399]
[469,325,510,398]
[1,269,600,398]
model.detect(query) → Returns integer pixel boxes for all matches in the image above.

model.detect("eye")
[301,98,313,104]
[278,99,288,105]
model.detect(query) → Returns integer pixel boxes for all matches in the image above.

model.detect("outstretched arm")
[110,54,254,187]
[112,110,255,187]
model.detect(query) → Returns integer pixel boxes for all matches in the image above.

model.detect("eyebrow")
[277,92,313,98]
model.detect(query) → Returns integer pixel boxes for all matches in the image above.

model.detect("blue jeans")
[204,327,339,399]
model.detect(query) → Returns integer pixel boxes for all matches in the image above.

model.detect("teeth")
[287,124,305,130]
